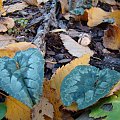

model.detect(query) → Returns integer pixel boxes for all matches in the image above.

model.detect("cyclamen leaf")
[0,48,44,108]
[60,65,120,110]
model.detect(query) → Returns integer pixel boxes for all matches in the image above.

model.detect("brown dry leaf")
[59,0,68,14]
[43,80,62,120]
[60,34,94,57]
[43,54,90,120]
[87,7,120,27]
[32,97,54,120]
[24,0,48,6]
[5,96,31,120]
[87,7,109,27]
[73,10,88,21]
[0,17,14,32]
[4,2,28,14]
[0,34,16,48]
[103,25,120,50]
[0,42,36,58]
[109,10,120,27]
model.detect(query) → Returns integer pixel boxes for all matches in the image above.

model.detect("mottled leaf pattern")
[60,65,120,110]
[0,48,44,108]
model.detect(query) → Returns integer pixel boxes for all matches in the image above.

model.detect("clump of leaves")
[60,65,120,110]
[16,18,28,28]
[0,48,44,108]
[8,18,28,35]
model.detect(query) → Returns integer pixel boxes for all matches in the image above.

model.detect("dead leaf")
[59,0,68,14]
[87,7,120,27]
[0,34,16,48]
[108,81,120,96]
[4,42,36,53]
[60,34,94,57]
[103,25,120,50]
[24,0,48,6]
[5,96,31,120]
[0,17,14,32]
[109,10,120,27]
[32,97,54,120]
[43,80,62,120]
[87,7,109,27]
[0,49,14,58]
[73,10,88,21]
[0,42,36,58]
[4,2,28,14]
[43,54,90,120]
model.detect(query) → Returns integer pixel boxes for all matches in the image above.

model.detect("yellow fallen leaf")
[4,2,28,14]
[109,10,120,27]
[43,80,62,120]
[0,49,14,58]
[0,42,37,58]
[87,7,120,27]
[87,7,109,27]
[5,96,31,120]
[5,42,36,52]
[103,25,120,50]
[0,17,14,32]
[43,54,90,119]
[32,97,54,120]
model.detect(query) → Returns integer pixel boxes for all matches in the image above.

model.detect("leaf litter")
[0,0,120,120]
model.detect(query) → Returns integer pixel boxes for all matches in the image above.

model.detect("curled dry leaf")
[43,54,90,120]
[0,17,14,32]
[24,0,49,6]
[4,2,28,14]
[60,34,94,57]
[0,42,36,58]
[5,96,31,120]
[32,97,54,120]
[103,25,120,50]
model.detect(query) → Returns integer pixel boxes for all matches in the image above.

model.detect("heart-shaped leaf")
[0,48,44,108]
[0,103,7,119]
[60,65,120,110]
